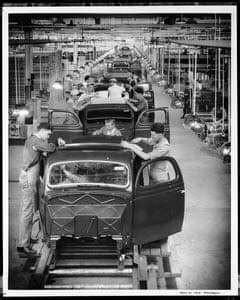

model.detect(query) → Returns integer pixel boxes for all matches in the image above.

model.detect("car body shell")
[104,59,131,83]
[48,104,170,144]
[39,138,185,247]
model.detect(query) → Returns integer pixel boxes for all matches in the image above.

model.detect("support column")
[214,49,217,121]
[188,51,192,110]
[206,48,209,72]
[154,45,158,70]
[161,47,164,76]
[167,47,170,85]
[218,48,221,91]
[158,48,161,74]
[14,51,18,104]
[227,56,231,141]
[73,41,78,67]
[192,51,197,115]
[39,51,42,91]
[222,56,225,129]
[178,48,181,94]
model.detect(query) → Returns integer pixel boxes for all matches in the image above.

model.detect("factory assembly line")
[4,6,236,296]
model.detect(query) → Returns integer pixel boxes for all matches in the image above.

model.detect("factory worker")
[92,119,122,137]
[108,78,125,101]
[121,123,170,183]
[17,123,65,256]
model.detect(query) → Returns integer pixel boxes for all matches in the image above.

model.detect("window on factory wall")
[51,111,79,126]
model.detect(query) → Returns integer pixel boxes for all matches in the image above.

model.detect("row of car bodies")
[39,65,184,251]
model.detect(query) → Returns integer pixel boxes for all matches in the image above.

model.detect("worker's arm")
[121,141,150,160]
[131,137,151,144]
[125,100,138,112]
[121,140,170,160]
[31,137,56,153]
[92,127,104,136]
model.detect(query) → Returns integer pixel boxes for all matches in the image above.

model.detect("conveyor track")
[29,237,181,290]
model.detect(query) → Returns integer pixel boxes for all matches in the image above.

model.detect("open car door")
[135,107,170,142]
[48,109,84,143]
[132,156,185,245]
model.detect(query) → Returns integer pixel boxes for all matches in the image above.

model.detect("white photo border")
[2,4,238,297]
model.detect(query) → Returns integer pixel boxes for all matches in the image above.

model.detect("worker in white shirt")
[108,78,125,101]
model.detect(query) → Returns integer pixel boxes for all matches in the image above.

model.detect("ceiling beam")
[169,39,231,49]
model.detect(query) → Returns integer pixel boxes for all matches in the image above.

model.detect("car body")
[118,46,132,58]
[48,106,170,144]
[104,60,131,83]
[136,82,155,109]
[39,137,184,249]
[130,59,142,77]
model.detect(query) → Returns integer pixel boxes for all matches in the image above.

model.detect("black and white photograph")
[2,2,238,297]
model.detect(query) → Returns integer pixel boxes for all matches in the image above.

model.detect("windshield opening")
[48,160,130,189]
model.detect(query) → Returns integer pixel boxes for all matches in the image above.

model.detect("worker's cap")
[151,123,165,134]
[134,86,144,94]
[37,123,51,131]
[110,78,117,83]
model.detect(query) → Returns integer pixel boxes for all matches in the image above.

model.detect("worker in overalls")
[17,123,65,255]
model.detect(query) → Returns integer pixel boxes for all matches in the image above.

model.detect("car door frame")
[134,107,170,142]
[48,109,84,141]
[132,156,185,245]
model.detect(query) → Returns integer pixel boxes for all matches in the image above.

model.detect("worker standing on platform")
[17,123,65,255]
[121,123,170,182]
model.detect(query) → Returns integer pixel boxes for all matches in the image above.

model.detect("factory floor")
[7,84,231,291]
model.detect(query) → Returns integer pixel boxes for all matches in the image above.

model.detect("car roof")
[46,139,134,166]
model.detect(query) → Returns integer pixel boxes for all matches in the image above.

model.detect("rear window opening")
[86,109,133,121]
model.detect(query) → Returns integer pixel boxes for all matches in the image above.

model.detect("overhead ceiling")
[8,14,231,50]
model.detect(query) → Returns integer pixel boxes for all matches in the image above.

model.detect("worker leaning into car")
[121,123,170,183]
[17,123,66,256]
[92,119,122,137]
